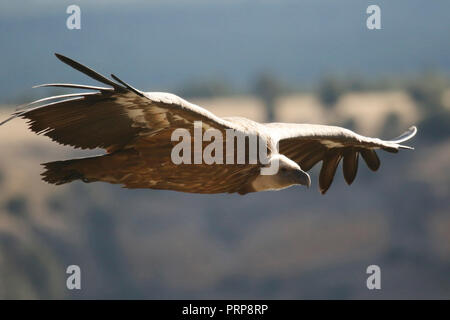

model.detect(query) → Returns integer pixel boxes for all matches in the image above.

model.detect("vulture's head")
[256,154,311,191]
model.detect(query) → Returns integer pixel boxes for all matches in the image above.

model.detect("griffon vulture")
[0,54,417,195]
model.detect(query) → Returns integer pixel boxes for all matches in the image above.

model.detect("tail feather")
[41,158,90,185]
[40,151,136,186]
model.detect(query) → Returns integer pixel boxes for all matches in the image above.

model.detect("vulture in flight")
[0,54,417,195]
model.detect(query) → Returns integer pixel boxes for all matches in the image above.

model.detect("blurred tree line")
[406,72,450,140]
[177,71,450,136]
[316,72,450,140]
[5,70,449,134]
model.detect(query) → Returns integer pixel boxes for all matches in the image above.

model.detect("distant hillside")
[1,91,449,299]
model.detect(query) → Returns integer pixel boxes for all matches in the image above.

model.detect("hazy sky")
[1,0,449,103]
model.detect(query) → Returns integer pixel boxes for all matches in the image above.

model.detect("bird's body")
[0,54,417,195]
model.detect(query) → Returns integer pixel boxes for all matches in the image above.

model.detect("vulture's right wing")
[267,123,417,194]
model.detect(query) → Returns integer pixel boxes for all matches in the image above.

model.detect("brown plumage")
[342,149,359,185]
[319,151,342,194]
[0,54,418,195]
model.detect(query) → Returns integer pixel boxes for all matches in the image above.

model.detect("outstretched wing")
[0,53,243,152]
[267,123,417,194]
[1,54,262,193]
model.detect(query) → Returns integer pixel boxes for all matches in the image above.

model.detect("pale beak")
[296,170,311,188]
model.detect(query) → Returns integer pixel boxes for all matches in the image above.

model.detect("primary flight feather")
[0,54,417,195]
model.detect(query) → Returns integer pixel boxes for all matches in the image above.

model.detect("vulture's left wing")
[0,53,243,153]
[267,123,417,194]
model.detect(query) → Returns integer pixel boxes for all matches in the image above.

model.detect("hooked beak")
[296,170,311,188]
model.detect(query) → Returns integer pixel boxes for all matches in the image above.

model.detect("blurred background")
[0,0,449,299]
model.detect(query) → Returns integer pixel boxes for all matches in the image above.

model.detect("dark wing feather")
[342,149,358,185]
[319,151,342,194]
[20,93,140,151]
[54,53,125,91]
[300,146,327,171]
[360,149,380,171]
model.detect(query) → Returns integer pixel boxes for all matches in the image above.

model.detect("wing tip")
[54,52,70,64]
[407,125,418,138]
[52,53,126,91]
[398,145,414,150]
[0,114,18,126]
[396,126,417,150]
[110,74,143,96]
[390,125,418,143]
